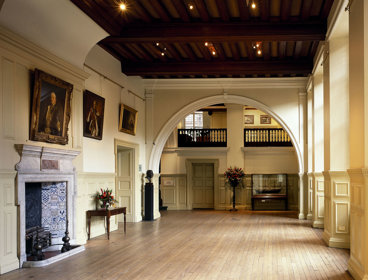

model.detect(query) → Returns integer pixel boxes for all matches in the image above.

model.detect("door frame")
[186,159,219,210]
[114,139,141,222]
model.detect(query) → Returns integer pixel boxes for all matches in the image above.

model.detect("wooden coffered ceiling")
[71,0,334,78]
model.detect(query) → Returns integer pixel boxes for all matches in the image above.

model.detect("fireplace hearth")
[15,144,81,267]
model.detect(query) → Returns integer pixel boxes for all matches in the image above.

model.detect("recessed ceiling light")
[161,52,165,56]
[251,2,256,9]
[156,42,160,46]
[189,4,194,10]
[119,3,126,11]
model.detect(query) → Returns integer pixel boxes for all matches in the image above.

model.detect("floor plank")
[0,210,352,280]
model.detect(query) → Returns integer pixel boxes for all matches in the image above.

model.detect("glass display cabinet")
[251,174,288,210]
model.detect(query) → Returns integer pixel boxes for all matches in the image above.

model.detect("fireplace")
[15,144,80,267]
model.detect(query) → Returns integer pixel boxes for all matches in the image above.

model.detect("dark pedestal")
[144,183,154,221]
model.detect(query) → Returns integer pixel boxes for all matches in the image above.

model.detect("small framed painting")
[83,90,105,140]
[30,69,73,145]
[119,104,138,135]
[260,115,271,124]
[244,115,254,124]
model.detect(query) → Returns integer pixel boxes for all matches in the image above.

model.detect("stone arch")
[148,94,303,174]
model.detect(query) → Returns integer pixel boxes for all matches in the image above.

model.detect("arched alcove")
[148,94,303,174]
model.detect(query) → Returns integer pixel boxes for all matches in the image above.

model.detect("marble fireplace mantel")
[15,144,80,267]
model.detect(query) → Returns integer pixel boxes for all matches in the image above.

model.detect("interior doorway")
[192,163,214,209]
[115,139,140,222]
[186,159,219,209]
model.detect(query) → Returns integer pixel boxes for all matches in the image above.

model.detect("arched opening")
[150,94,304,214]
[149,94,303,174]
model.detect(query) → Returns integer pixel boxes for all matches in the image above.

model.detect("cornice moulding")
[144,77,308,90]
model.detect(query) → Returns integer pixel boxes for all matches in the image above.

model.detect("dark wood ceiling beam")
[301,0,313,21]
[106,23,326,43]
[237,0,250,20]
[281,0,292,21]
[130,1,152,22]
[121,60,313,75]
[162,43,182,60]
[294,41,303,59]
[229,43,240,60]
[126,43,154,61]
[263,42,271,60]
[215,0,230,21]
[279,41,287,59]
[260,0,270,21]
[148,0,171,22]
[198,44,212,60]
[181,44,197,60]
[320,0,334,19]
[245,42,256,60]
[193,0,210,22]
[213,43,226,60]
[172,0,190,21]
[70,0,120,35]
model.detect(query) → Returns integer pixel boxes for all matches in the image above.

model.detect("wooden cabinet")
[251,174,288,210]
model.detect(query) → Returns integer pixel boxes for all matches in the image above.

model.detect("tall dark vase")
[230,181,238,211]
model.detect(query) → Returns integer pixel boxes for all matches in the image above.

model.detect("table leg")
[107,213,110,240]
[87,213,91,240]
[124,212,126,234]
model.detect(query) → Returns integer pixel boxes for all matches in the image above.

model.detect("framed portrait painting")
[30,69,73,145]
[244,115,254,124]
[119,104,138,135]
[260,115,272,124]
[83,90,105,140]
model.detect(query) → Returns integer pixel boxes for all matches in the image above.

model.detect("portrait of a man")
[83,90,105,140]
[38,82,66,136]
[119,104,137,135]
[30,69,73,145]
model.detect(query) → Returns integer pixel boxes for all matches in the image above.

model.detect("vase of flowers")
[96,188,117,210]
[224,167,245,211]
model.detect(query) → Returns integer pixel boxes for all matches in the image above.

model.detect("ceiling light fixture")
[252,41,263,56]
[204,42,217,56]
[189,4,194,10]
[119,3,126,11]
[246,0,256,9]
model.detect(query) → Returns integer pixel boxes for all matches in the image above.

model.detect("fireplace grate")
[25,226,52,256]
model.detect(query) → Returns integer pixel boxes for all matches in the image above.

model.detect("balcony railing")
[178,129,227,147]
[244,128,292,147]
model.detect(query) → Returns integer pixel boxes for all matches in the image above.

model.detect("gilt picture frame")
[83,90,105,140]
[244,115,254,124]
[119,104,138,135]
[30,69,73,145]
[260,115,272,124]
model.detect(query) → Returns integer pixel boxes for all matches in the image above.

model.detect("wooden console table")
[87,207,126,240]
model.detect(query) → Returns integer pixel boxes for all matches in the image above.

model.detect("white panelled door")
[116,149,133,222]
[192,163,214,208]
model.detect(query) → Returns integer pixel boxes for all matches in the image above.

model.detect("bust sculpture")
[145,170,153,183]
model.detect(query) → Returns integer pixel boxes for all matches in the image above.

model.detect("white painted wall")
[0,0,108,68]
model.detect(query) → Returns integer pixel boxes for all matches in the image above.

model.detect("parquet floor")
[0,210,352,280]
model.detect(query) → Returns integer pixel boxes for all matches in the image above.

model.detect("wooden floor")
[1,211,352,280]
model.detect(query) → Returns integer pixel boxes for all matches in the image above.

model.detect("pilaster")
[307,172,313,220]
[347,169,368,280]
[312,172,325,228]
[322,171,350,249]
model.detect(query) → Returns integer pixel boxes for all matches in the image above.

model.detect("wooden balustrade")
[178,129,227,147]
[244,128,292,147]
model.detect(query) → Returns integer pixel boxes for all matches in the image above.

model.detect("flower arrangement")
[224,166,245,187]
[96,188,117,210]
